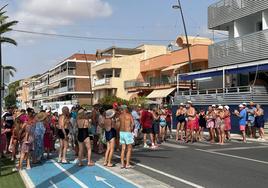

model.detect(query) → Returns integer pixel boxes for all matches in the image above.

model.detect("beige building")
[92,45,167,104]
[16,78,32,109]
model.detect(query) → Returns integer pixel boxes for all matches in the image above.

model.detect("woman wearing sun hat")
[32,112,46,164]
[103,109,116,167]
[76,108,94,166]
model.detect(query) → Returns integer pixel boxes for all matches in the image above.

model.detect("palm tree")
[0,4,18,45]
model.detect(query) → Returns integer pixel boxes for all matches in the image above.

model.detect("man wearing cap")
[247,102,256,138]
[119,105,134,169]
[234,104,247,142]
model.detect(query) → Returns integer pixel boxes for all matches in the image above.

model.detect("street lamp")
[173,0,193,89]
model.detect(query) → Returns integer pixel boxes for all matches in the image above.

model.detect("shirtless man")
[186,101,196,143]
[119,105,134,169]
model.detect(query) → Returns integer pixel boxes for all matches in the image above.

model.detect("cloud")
[9,0,112,42]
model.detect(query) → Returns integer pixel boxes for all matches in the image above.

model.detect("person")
[51,112,58,152]
[18,112,33,170]
[234,104,247,143]
[58,106,71,164]
[217,106,225,145]
[176,103,186,142]
[247,102,256,138]
[186,101,196,143]
[224,105,231,140]
[140,106,154,149]
[97,108,105,154]
[0,118,7,158]
[114,109,121,151]
[44,113,53,159]
[159,109,167,142]
[255,104,265,141]
[151,108,160,146]
[119,105,134,169]
[91,104,99,153]
[131,106,141,144]
[76,109,94,166]
[2,106,14,154]
[206,106,216,143]
[164,105,172,139]
[70,107,78,156]
[32,112,46,164]
[103,109,116,167]
[198,109,206,141]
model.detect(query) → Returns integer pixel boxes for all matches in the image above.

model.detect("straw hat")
[218,106,223,110]
[250,101,254,106]
[35,112,47,122]
[187,101,192,104]
[179,103,184,106]
[105,109,115,119]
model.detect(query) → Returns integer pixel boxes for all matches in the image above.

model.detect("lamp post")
[172,0,193,89]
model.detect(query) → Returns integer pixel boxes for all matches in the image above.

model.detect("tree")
[4,80,20,107]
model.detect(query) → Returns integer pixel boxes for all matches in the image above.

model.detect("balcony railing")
[94,59,110,67]
[93,78,110,86]
[125,77,193,89]
[208,0,268,29]
[49,70,76,83]
[209,29,268,68]
[175,86,268,105]
[49,86,74,95]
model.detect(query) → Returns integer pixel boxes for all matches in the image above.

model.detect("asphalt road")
[126,139,268,188]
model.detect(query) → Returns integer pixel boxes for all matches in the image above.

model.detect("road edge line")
[196,149,268,165]
[113,154,204,188]
[19,170,35,188]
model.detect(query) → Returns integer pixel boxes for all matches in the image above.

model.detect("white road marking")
[95,176,115,188]
[51,160,88,188]
[19,170,35,188]
[207,145,268,152]
[49,180,58,188]
[95,163,143,188]
[113,155,204,188]
[196,149,268,165]
[161,142,188,149]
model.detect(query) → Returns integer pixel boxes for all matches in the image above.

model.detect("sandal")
[61,160,69,164]
[88,162,95,166]
[125,165,133,169]
[107,164,115,167]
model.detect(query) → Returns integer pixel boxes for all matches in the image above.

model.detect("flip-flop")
[107,164,115,167]
[78,163,84,167]
[125,165,133,169]
[88,162,95,166]
[103,163,108,166]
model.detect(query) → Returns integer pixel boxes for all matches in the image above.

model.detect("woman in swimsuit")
[255,104,265,141]
[206,106,216,143]
[58,106,71,164]
[176,103,186,142]
[103,109,116,167]
[217,106,225,145]
[77,109,94,167]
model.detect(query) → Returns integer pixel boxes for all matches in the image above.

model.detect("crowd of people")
[0,101,266,171]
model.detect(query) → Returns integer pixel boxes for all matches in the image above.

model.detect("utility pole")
[173,0,193,89]
[84,51,93,106]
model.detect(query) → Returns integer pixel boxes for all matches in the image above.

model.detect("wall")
[76,62,91,76]
[75,78,91,92]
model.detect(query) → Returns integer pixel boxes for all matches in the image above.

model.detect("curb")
[19,170,35,188]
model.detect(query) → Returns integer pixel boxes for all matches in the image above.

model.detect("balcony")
[125,77,193,90]
[49,70,76,83]
[208,0,268,29]
[49,86,74,96]
[93,77,120,90]
[93,59,110,67]
[209,29,268,68]
[175,86,268,105]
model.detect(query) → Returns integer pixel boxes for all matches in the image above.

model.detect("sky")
[1,0,220,81]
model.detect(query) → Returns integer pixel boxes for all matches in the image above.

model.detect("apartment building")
[16,78,32,109]
[28,54,96,111]
[124,36,212,103]
[92,45,167,104]
[175,0,268,106]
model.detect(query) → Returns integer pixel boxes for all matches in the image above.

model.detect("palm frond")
[0,20,18,34]
[0,37,17,45]
[2,65,17,72]
[0,4,8,12]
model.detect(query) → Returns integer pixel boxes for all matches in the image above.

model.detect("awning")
[179,61,268,81]
[161,62,188,72]
[146,87,175,99]
[48,82,60,88]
